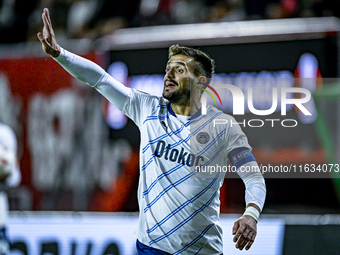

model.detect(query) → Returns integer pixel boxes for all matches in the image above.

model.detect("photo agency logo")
[190,53,323,178]
[200,83,312,128]
[197,82,223,106]
[192,80,315,178]
[198,53,322,128]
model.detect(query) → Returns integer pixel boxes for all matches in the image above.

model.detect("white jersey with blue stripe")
[52,48,257,254]
[122,89,251,254]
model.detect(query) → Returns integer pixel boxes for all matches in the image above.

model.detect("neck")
[171,99,201,116]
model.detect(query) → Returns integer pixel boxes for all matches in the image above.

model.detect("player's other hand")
[37,8,60,57]
[232,215,257,251]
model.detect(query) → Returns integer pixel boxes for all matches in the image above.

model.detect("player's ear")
[198,76,206,85]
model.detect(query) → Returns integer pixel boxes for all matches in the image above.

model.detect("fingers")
[233,224,245,243]
[38,10,51,51]
[43,8,53,33]
[232,217,257,250]
[232,220,239,235]
[245,240,254,250]
[236,231,256,250]
[235,231,254,250]
[236,236,248,250]
[42,12,48,29]
[42,11,54,37]
[38,8,60,57]
[44,8,52,24]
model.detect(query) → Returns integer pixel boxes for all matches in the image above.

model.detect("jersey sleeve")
[222,118,266,211]
[53,48,162,129]
[121,89,161,127]
[53,47,131,111]
[224,116,251,157]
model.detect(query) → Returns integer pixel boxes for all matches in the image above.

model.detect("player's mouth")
[165,80,178,89]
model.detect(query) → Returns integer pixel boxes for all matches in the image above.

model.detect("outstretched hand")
[37,8,60,57]
[232,215,257,250]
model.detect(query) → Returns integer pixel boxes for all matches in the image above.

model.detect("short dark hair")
[168,45,215,84]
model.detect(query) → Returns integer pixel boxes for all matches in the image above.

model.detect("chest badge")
[196,132,210,144]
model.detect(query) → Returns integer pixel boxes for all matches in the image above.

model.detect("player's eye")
[176,68,184,73]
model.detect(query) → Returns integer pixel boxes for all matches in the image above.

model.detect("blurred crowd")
[0,0,339,44]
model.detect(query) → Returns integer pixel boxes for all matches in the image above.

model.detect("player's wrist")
[50,45,61,58]
[243,206,260,222]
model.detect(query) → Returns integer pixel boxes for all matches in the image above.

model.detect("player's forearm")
[239,163,266,223]
[237,161,266,211]
[53,47,106,86]
[53,47,130,110]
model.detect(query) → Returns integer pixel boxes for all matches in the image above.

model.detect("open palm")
[37,8,60,57]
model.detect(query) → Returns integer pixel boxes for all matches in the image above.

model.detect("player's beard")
[163,84,191,105]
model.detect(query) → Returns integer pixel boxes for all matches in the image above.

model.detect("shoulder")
[204,105,236,122]
[132,89,163,102]
[136,89,169,103]
[204,107,251,153]
[128,89,169,113]
[202,106,246,135]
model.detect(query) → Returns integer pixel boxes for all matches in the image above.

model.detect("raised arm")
[37,8,131,110]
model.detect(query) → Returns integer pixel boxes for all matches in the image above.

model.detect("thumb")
[37,32,49,47]
[37,32,44,42]
[37,32,51,47]
[37,32,53,54]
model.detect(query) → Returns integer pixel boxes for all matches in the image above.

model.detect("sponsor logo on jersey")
[154,140,204,167]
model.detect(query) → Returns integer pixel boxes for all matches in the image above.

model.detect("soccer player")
[38,8,266,254]
[0,123,21,255]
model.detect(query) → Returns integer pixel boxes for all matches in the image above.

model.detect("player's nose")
[165,67,175,79]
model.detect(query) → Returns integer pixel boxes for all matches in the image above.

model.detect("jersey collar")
[168,104,202,120]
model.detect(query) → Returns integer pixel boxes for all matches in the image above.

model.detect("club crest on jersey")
[196,132,210,144]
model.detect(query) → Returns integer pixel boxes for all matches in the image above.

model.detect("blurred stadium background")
[1,0,340,254]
